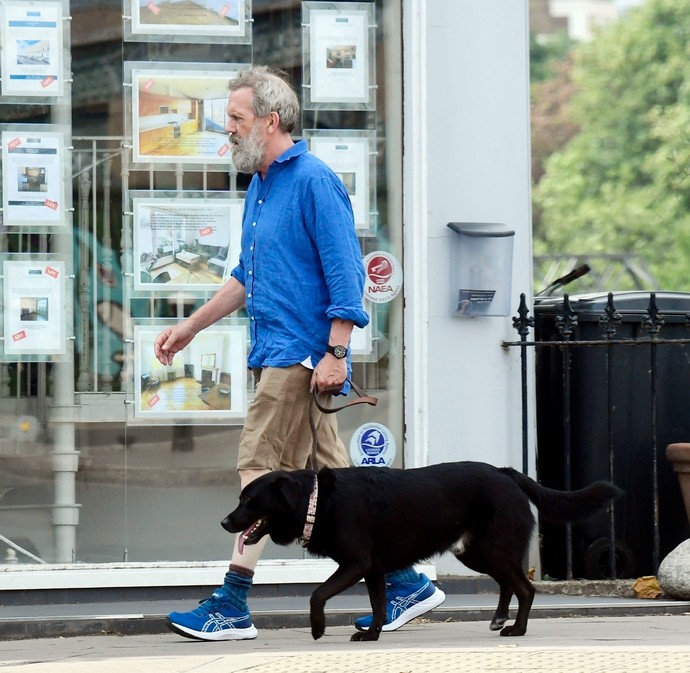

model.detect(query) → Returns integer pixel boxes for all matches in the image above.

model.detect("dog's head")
[221,470,313,552]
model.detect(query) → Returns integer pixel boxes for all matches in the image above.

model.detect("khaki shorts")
[237,364,350,472]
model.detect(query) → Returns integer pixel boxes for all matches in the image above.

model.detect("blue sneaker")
[166,590,258,641]
[354,573,446,632]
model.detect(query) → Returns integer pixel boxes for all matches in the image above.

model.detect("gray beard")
[231,127,265,174]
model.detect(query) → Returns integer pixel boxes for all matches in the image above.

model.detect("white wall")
[403,0,535,574]
[550,0,619,41]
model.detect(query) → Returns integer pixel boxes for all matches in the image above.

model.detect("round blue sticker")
[349,423,396,467]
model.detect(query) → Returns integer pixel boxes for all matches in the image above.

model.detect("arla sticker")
[363,251,402,304]
[350,423,396,467]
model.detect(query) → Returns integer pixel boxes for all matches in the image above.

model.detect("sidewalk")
[2,581,690,672]
[2,615,690,672]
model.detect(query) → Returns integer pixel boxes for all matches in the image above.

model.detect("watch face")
[331,345,347,359]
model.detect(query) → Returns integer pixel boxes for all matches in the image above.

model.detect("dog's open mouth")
[238,518,267,554]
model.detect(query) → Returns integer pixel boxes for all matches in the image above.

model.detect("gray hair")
[229,66,300,133]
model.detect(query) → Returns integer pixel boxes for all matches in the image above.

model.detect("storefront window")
[0,0,402,566]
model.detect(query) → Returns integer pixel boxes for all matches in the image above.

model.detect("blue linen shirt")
[231,140,369,369]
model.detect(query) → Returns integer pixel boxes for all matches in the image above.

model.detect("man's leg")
[165,368,290,641]
[164,468,270,642]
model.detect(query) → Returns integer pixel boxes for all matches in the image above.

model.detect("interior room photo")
[140,349,232,412]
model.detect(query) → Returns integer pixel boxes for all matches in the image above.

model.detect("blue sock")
[386,567,421,585]
[218,567,253,612]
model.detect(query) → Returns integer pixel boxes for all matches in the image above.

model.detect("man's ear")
[267,111,279,131]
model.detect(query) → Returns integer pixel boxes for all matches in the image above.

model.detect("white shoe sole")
[166,618,258,641]
[382,587,447,631]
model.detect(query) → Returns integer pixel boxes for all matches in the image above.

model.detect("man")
[154,66,444,641]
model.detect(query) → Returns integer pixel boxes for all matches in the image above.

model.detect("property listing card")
[1,130,65,227]
[3,259,66,356]
[0,1,64,98]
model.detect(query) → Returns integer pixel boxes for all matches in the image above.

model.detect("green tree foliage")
[530,31,575,83]
[534,0,690,290]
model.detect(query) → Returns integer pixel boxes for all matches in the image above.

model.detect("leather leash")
[311,378,378,414]
[308,378,378,471]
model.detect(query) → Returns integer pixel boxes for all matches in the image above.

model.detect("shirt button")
[248,293,252,298]
[258,199,263,204]
[248,270,253,275]
[251,316,255,321]
[252,221,257,227]
[249,246,253,251]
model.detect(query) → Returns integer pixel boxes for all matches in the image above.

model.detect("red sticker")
[146,1,160,15]
[198,226,213,237]
[147,394,160,408]
[44,199,58,211]
[12,331,27,343]
[45,266,59,279]
[143,78,155,91]
[41,76,55,88]
[217,143,230,157]
[219,4,231,17]
[7,137,21,150]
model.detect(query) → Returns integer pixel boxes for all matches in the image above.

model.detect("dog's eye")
[239,495,249,504]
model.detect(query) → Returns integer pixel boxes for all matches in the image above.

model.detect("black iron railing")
[504,291,690,581]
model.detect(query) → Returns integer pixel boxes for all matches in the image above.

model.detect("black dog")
[222,461,622,642]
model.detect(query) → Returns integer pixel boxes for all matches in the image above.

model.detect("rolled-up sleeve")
[230,261,245,286]
[312,177,369,329]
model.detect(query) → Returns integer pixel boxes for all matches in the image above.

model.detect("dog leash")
[311,378,378,414]
[308,378,378,472]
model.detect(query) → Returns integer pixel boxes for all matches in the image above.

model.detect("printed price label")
[217,143,230,157]
[219,4,231,17]
[44,199,59,211]
[146,1,160,15]
[198,226,213,237]
[41,76,55,89]
[7,137,21,150]
[45,266,59,279]
[12,331,27,343]
[143,78,155,91]
[147,394,161,408]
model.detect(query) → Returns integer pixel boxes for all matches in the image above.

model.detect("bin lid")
[447,222,515,238]
[535,291,690,320]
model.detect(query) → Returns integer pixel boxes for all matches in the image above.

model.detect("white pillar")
[50,95,80,563]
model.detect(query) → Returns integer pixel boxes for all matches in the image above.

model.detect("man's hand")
[311,353,347,394]
[153,322,197,366]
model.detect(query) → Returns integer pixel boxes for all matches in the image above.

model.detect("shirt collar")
[255,140,306,183]
[274,139,307,166]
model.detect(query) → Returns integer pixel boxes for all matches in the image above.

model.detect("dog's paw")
[500,624,526,637]
[310,609,326,640]
[310,616,326,640]
[490,617,507,631]
[350,629,381,642]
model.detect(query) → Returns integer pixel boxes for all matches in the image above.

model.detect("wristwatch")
[326,344,348,359]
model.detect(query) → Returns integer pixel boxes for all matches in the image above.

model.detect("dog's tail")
[500,467,623,524]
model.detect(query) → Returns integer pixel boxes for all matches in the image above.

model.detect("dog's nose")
[220,515,232,531]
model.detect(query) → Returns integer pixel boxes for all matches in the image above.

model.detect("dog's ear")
[273,475,303,508]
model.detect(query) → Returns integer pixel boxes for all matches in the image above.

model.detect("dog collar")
[301,475,319,547]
